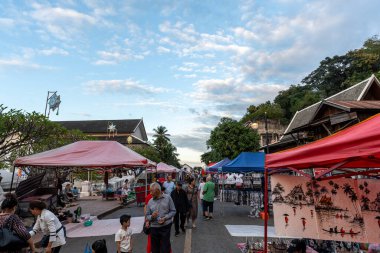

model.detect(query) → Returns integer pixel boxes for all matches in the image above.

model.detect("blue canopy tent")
[208,158,231,172]
[219,152,265,216]
[222,152,265,173]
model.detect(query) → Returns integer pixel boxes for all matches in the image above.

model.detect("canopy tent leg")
[264,167,268,252]
[9,165,16,193]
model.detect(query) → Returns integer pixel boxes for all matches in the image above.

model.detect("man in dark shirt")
[170,182,188,236]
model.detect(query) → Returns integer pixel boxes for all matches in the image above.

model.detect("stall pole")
[9,165,16,193]
[221,171,224,216]
[264,111,269,253]
[264,167,268,252]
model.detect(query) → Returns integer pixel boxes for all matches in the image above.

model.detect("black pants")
[173,211,186,232]
[151,223,172,253]
[52,246,62,253]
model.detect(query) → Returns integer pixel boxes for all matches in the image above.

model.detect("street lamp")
[250,112,270,253]
[127,135,133,144]
[44,91,61,118]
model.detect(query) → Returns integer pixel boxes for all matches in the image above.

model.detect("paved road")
[60,201,274,253]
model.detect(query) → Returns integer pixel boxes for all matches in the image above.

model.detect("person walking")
[146,183,176,253]
[29,201,66,253]
[186,177,198,228]
[162,176,175,195]
[170,182,188,236]
[198,177,206,218]
[202,175,215,220]
[0,193,35,253]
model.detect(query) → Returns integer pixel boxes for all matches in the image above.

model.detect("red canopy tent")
[262,114,380,252]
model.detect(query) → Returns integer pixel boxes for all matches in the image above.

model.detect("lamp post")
[250,113,269,252]
[44,91,61,118]
[127,135,133,145]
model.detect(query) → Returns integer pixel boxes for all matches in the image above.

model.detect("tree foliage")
[152,126,180,167]
[241,101,286,124]
[201,117,260,164]
[130,145,161,163]
[0,104,89,168]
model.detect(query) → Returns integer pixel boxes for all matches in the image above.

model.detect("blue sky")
[0,0,379,166]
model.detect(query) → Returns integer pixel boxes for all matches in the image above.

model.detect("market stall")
[12,140,155,215]
[265,114,380,252]
[219,152,265,217]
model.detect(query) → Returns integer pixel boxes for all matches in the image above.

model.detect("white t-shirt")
[115,227,132,252]
[198,182,205,200]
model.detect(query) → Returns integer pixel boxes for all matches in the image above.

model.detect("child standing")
[115,214,133,253]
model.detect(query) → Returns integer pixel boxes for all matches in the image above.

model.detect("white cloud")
[157,46,171,54]
[83,79,169,95]
[0,18,15,27]
[0,58,42,69]
[39,47,69,56]
[30,3,97,41]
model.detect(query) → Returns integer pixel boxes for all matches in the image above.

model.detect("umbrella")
[283,214,289,216]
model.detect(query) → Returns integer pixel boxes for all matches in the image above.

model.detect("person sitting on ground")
[92,239,108,253]
[115,214,133,253]
[0,193,35,253]
[72,187,79,199]
[62,183,74,202]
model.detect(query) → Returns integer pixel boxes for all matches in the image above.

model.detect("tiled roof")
[55,119,142,134]
[326,100,380,110]
[284,76,374,134]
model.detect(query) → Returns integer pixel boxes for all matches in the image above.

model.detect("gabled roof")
[325,100,380,111]
[283,75,378,135]
[55,119,142,134]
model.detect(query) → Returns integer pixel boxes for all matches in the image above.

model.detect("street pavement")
[60,200,274,253]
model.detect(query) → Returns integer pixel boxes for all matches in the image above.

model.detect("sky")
[0,0,379,167]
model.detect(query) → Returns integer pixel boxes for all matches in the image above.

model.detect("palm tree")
[361,196,370,210]
[153,126,171,141]
[342,183,354,196]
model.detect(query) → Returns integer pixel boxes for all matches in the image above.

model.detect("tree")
[201,117,260,163]
[274,84,321,122]
[130,145,161,163]
[152,126,180,167]
[0,105,89,168]
[240,101,286,124]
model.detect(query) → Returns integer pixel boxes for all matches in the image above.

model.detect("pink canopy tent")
[262,113,380,252]
[147,162,178,173]
[12,141,155,195]
[14,140,156,168]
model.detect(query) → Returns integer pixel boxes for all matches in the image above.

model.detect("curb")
[97,199,137,219]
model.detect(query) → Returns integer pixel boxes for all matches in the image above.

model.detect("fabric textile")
[150,223,172,253]
[170,189,188,213]
[203,200,214,213]
[173,212,186,233]
[0,214,30,253]
[146,194,176,228]
[115,227,132,252]
[186,185,198,220]
[163,181,175,195]
[202,181,215,202]
[30,209,66,248]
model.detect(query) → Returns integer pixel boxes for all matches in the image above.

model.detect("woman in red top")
[144,192,153,253]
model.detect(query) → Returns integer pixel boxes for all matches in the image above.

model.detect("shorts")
[202,200,214,213]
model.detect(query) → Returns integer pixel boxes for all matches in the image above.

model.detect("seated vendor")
[62,183,74,202]
[72,186,80,199]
